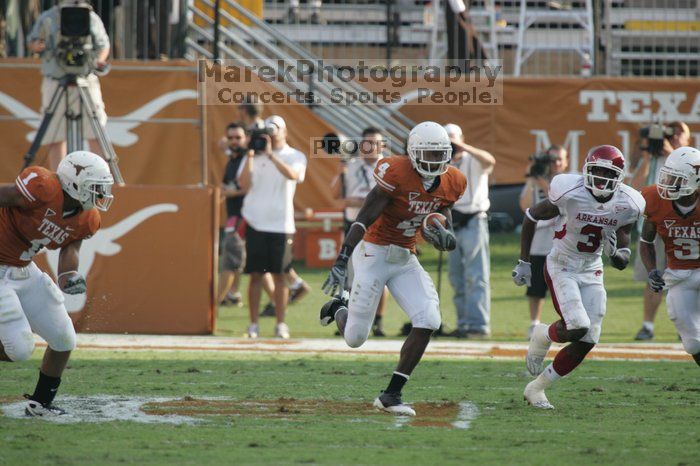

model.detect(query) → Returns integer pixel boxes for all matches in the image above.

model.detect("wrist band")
[525,208,537,223]
[616,248,631,255]
[351,222,367,232]
[639,237,655,244]
[57,271,78,280]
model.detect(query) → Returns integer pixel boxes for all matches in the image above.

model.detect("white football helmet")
[407,121,452,179]
[657,146,700,200]
[57,151,114,211]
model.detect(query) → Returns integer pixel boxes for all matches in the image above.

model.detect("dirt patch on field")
[142,397,470,429]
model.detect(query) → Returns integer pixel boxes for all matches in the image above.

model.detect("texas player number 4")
[396,215,424,237]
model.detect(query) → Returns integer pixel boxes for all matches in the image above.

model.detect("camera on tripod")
[526,151,558,178]
[639,121,674,157]
[55,2,95,77]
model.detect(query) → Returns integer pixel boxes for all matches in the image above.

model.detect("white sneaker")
[373,392,416,416]
[526,323,552,376]
[524,379,554,410]
[275,322,290,339]
[246,323,259,339]
[24,396,67,417]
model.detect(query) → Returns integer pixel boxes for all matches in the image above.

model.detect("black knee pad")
[567,327,589,342]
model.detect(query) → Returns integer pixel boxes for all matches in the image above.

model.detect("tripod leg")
[22,84,65,170]
[67,85,83,154]
[77,81,125,184]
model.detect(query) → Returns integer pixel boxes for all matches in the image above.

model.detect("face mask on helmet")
[82,180,114,211]
[584,164,623,197]
[409,148,452,178]
[657,167,695,200]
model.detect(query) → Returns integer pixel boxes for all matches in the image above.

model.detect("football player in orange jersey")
[320,122,467,416]
[0,151,114,416]
[639,147,700,367]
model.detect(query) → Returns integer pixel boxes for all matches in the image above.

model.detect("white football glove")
[322,250,350,297]
[512,260,532,287]
[603,230,618,257]
[59,272,87,295]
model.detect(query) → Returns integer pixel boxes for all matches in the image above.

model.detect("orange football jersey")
[364,155,467,252]
[642,185,700,270]
[0,167,100,267]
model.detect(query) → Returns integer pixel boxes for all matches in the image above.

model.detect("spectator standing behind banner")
[629,121,690,340]
[27,0,110,170]
[519,145,569,339]
[337,127,388,337]
[445,123,495,338]
[239,115,307,339]
[217,123,249,308]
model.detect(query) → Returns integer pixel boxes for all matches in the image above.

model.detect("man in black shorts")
[239,116,307,339]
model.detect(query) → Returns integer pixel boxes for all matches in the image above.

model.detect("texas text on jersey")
[548,173,645,260]
[365,155,467,252]
[0,167,100,267]
[642,185,700,269]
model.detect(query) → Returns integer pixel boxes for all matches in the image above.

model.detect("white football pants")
[344,241,441,348]
[0,262,76,361]
[544,251,606,344]
[664,268,700,355]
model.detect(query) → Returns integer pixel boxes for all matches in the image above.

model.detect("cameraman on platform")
[27,0,110,170]
[519,145,568,339]
[629,121,690,340]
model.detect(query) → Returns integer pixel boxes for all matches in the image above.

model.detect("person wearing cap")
[444,123,495,338]
[239,115,307,339]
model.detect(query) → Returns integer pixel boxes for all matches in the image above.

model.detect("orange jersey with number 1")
[0,167,100,267]
[642,185,700,270]
[364,156,467,252]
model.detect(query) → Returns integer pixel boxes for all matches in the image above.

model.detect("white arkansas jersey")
[548,173,645,261]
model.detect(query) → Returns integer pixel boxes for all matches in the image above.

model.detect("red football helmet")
[583,145,625,197]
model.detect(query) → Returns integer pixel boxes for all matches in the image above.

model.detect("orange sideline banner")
[1,60,698,200]
[31,185,218,334]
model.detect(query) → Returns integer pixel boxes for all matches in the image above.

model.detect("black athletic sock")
[31,371,61,406]
[385,371,409,394]
[373,315,382,327]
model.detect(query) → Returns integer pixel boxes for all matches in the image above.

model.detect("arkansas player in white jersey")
[512,145,645,409]
[639,147,700,368]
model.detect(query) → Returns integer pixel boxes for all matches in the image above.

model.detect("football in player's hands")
[421,213,456,251]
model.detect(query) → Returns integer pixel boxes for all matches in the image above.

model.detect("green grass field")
[2,232,695,466]
[217,232,679,341]
[1,352,698,465]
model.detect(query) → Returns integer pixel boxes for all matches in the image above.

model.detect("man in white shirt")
[338,127,388,337]
[240,116,307,339]
[445,123,495,337]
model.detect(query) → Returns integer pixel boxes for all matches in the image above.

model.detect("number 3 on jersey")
[577,224,603,253]
[673,238,700,260]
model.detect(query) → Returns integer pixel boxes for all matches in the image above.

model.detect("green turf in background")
[216,233,678,342]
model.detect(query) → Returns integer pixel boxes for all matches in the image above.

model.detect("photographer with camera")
[239,116,307,339]
[519,145,568,339]
[217,123,249,308]
[27,0,110,170]
[629,121,690,340]
[445,123,495,338]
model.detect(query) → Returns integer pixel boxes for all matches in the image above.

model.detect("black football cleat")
[373,391,416,416]
[24,394,67,417]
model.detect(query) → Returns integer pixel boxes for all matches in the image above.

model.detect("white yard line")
[31,334,691,361]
